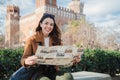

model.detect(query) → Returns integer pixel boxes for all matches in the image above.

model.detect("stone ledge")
[72,71,112,80]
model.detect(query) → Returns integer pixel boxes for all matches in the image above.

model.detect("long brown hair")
[36,13,62,45]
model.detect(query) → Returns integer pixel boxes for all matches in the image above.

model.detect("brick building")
[5,0,85,48]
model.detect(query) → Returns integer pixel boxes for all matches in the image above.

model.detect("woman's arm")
[21,38,37,67]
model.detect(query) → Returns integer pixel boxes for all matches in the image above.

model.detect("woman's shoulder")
[26,32,38,42]
[26,31,43,42]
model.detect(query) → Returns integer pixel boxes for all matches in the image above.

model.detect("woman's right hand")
[25,55,38,66]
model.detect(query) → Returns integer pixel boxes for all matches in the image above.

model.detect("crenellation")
[7,5,19,11]
[7,5,19,16]
[55,6,75,19]
[37,4,79,20]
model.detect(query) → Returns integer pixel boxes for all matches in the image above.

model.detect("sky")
[0,0,120,38]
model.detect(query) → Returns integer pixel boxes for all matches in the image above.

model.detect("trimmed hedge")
[0,48,23,80]
[0,48,120,79]
[71,48,120,76]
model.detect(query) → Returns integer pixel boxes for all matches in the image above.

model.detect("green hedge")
[0,48,23,80]
[71,48,120,76]
[0,48,120,79]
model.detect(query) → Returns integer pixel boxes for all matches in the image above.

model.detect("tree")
[62,19,97,49]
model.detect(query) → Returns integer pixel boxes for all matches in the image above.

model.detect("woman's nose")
[47,24,51,28]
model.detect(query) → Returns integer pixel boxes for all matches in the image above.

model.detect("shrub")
[0,48,23,80]
[71,48,120,76]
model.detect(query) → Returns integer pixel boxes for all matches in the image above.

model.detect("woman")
[10,13,80,80]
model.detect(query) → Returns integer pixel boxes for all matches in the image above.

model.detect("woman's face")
[40,17,54,37]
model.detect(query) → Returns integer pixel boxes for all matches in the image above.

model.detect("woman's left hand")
[72,55,81,65]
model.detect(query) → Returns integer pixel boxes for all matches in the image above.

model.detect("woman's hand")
[25,55,38,66]
[72,55,81,65]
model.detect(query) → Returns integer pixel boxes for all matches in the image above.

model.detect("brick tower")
[5,5,20,48]
[36,0,57,8]
[35,0,57,20]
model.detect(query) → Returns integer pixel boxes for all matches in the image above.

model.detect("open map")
[35,46,83,67]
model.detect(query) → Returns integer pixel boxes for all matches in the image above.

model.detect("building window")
[49,0,52,5]
[10,10,13,12]
[40,0,41,5]
[54,8,57,13]
[58,10,59,15]
[50,7,52,12]
[14,9,17,13]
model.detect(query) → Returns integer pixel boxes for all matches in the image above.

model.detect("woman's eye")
[50,24,53,26]
[45,22,48,25]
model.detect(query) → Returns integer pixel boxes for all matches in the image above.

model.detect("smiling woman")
[9,13,80,80]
